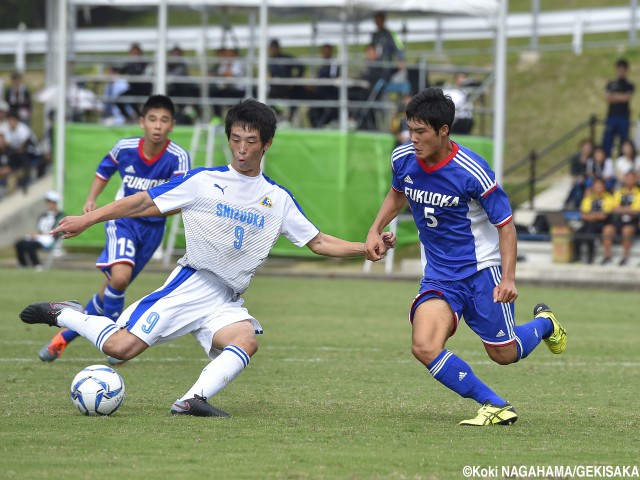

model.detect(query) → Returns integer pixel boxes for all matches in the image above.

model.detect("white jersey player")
[21,99,395,417]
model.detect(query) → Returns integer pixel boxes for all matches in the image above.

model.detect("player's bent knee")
[102,330,148,360]
[485,344,518,365]
[411,342,440,366]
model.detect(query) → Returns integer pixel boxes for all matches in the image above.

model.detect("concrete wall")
[0,176,54,248]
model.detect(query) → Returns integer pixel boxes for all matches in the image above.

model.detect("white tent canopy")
[53,0,506,206]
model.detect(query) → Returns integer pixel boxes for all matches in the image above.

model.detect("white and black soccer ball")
[70,364,125,416]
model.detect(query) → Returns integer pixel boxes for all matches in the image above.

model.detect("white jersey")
[148,166,320,294]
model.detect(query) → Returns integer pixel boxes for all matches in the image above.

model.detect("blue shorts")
[410,265,516,346]
[96,218,165,282]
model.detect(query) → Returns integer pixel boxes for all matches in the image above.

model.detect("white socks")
[57,309,119,351]
[180,345,250,401]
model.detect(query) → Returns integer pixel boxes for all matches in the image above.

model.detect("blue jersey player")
[365,88,568,426]
[38,95,191,363]
[21,99,395,417]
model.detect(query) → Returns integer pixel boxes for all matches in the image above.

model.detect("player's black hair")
[225,98,277,147]
[616,58,629,69]
[140,94,175,119]
[405,87,455,135]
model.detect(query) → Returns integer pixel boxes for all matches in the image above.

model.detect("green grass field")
[1,268,638,479]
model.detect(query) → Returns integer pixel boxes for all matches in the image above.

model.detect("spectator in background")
[390,93,412,147]
[572,177,615,264]
[0,100,8,131]
[268,39,305,122]
[209,47,247,119]
[371,12,405,81]
[167,45,199,124]
[102,64,133,125]
[585,145,616,192]
[601,171,640,266]
[120,43,152,119]
[564,138,594,210]
[0,132,14,192]
[2,109,40,191]
[614,138,640,185]
[307,44,340,128]
[443,72,475,135]
[602,58,634,158]
[14,190,64,271]
[5,71,32,125]
[349,43,388,131]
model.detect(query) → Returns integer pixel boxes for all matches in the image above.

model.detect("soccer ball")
[70,365,125,416]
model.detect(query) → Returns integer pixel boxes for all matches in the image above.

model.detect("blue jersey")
[391,141,512,281]
[96,137,191,224]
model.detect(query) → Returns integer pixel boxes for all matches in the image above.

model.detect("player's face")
[407,118,451,164]
[139,108,175,145]
[228,124,272,177]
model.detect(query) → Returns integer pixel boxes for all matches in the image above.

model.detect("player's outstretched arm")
[306,233,365,258]
[52,192,158,239]
[365,188,407,261]
[306,231,396,259]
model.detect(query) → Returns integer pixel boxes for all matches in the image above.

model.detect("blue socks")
[427,350,507,405]
[103,285,126,321]
[515,317,553,360]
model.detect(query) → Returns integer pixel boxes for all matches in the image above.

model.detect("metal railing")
[505,114,599,209]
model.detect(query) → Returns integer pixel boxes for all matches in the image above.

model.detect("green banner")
[61,124,492,256]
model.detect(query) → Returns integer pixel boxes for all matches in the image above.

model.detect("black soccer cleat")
[19,301,83,327]
[170,394,230,418]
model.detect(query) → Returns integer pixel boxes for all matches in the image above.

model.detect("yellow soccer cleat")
[534,303,567,354]
[459,403,518,426]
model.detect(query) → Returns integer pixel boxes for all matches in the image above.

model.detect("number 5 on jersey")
[424,207,438,227]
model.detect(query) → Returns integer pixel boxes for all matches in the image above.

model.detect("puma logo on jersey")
[214,184,227,195]
[259,196,273,208]
[124,165,136,174]
[404,175,413,184]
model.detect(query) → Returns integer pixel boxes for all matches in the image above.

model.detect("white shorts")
[116,265,263,360]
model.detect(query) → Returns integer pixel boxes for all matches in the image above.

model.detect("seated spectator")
[601,171,640,266]
[119,43,152,119]
[572,177,615,264]
[443,72,475,135]
[564,138,594,210]
[585,145,616,192]
[0,132,14,191]
[209,47,247,119]
[102,64,133,125]
[1,109,41,191]
[614,138,640,185]
[167,45,199,124]
[0,100,8,132]
[390,93,412,147]
[268,39,305,121]
[307,43,340,128]
[14,190,64,271]
[5,71,32,125]
[349,43,388,131]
